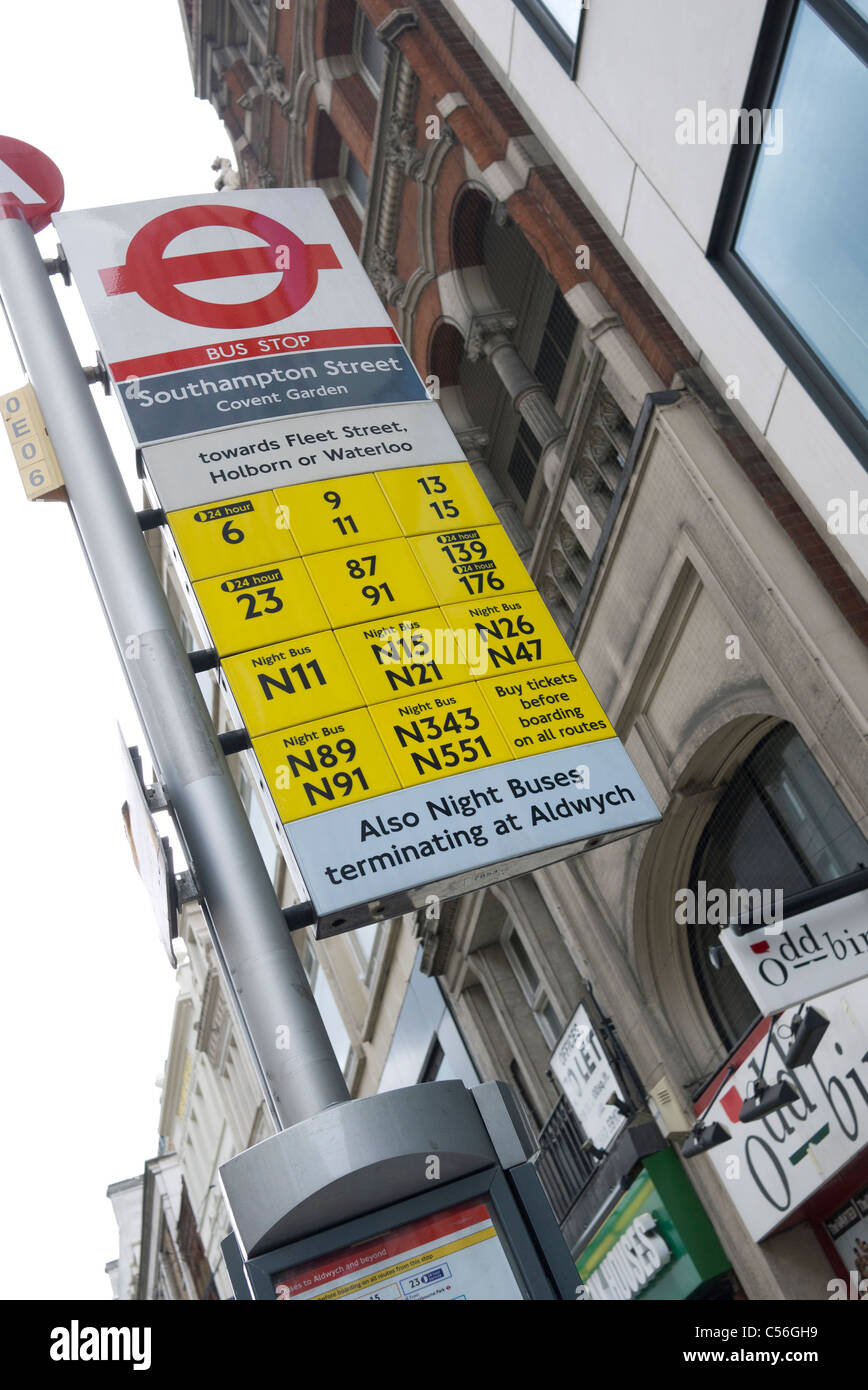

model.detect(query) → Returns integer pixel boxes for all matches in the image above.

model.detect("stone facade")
[122,0,868,1302]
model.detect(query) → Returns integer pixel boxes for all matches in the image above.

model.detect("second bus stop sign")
[0,135,64,231]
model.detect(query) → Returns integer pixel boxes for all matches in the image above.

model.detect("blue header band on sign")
[119,345,428,445]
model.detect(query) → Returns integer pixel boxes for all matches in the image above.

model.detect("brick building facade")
[115,0,868,1301]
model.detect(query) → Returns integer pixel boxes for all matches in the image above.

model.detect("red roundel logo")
[98,204,341,329]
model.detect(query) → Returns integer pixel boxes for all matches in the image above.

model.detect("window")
[513,0,585,76]
[508,419,540,503]
[356,11,386,93]
[507,287,577,501]
[301,939,352,1072]
[344,145,370,213]
[504,927,562,1048]
[349,921,379,977]
[419,1038,446,1082]
[710,0,868,462]
[509,1058,542,1131]
[688,723,868,1049]
[236,766,280,882]
[241,0,269,55]
[312,109,369,217]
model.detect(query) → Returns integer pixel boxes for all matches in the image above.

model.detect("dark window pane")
[536,289,576,403]
[507,929,540,996]
[345,148,369,208]
[734,3,868,419]
[359,15,386,90]
[419,1038,444,1083]
[748,725,868,882]
[508,420,540,500]
[545,286,578,360]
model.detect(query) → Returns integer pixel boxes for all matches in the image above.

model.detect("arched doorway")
[687,722,868,1050]
[635,717,868,1078]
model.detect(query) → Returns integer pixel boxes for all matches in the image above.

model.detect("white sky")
[0,0,233,1298]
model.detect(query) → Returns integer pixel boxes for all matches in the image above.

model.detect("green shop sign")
[576,1150,729,1300]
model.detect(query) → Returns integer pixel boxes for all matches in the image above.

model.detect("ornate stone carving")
[465,311,517,362]
[261,55,284,86]
[376,7,419,46]
[211,156,240,191]
[557,516,580,556]
[599,384,629,437]
[367,244,404,303]
[260,55,292,108]
[538,573,561,607]
[384,113,425,180]
[256,168,277,188]
[455,426,490,461]
[585,424,614,466]
[577,459,604,493]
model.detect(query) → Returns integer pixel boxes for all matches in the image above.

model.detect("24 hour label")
[194,558,328,655]
[410,526,532,604]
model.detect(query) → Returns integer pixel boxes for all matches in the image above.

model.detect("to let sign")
[550,1005,627,1151]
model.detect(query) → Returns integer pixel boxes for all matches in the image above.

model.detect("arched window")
[450,188,491,270]
[448,192,582,511]
[688,723,868,1050]
[429,322,464,390]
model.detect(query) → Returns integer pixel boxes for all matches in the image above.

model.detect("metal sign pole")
[0,207,350,1128]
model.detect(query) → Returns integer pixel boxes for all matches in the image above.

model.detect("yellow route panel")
[194,558,328,656]
[274,474,401,555]
[479,660,613,760]
[370,681,510,788]
[168,492,295,580]
[442,590,573,678]
[410,525,531,605]
[376,461,496,536]
[335,606,480,704]
[222,630,364,737]
[253,708,399,821]
[305,537,434,628]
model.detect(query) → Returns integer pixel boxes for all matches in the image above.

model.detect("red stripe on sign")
[109,326,401,381]
[273,1199,490,1297]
